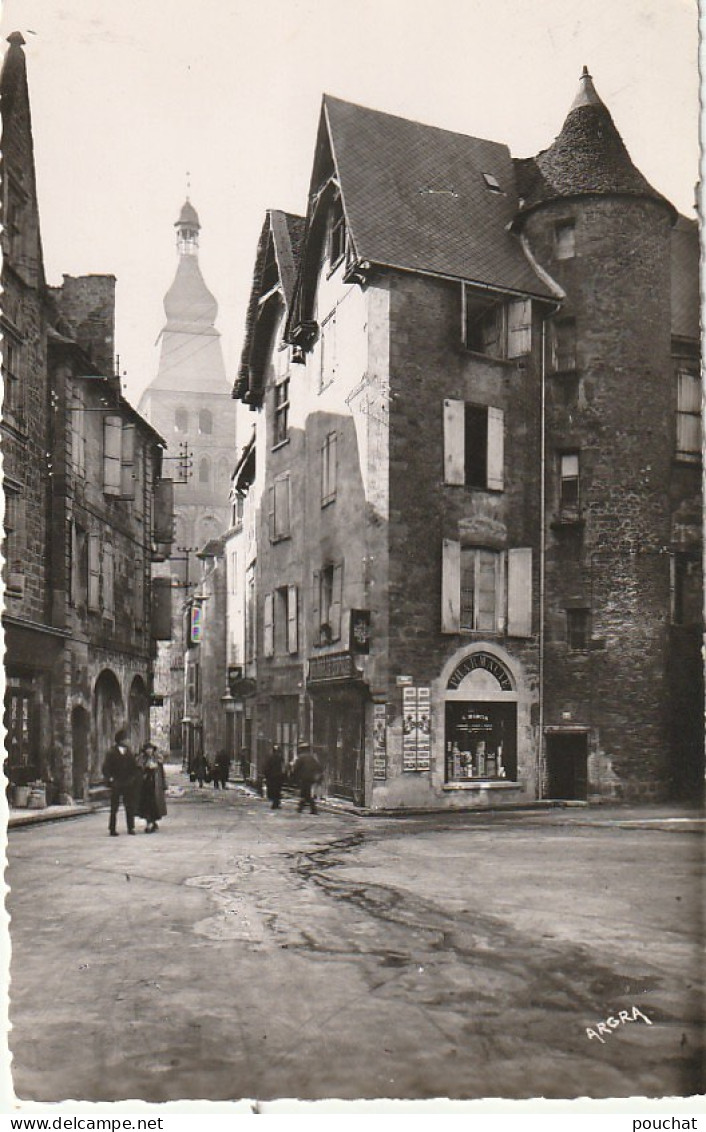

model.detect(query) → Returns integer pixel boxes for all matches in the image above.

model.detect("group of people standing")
[189,749,230,789]
[101,729,167,836]
[263,741,323,814]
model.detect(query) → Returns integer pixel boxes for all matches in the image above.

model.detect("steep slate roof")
[322,95,554,299]
[671,214,700,340]
[235,209,306,394]
[514,68,675,222]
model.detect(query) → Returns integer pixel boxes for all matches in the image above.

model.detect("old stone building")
[47,275,171,796]
[232,70,702,809]
[138,202,236,754]
[1,32,64,795]
[2,33,172,802]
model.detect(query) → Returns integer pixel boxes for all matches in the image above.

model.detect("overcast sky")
[1,0,700,408]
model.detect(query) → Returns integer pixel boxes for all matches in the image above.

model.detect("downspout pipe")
[519,232,565,802]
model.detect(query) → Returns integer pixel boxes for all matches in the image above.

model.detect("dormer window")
[482,172,503,194]
[463,288,532,359]
[329,195,346,268]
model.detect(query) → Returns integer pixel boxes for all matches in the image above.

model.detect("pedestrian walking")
[192,751,207,788]
[136,742,167,833]
[214,749,230,789]
[263,744,285,809]
[293,741,323,814]
[102,728,140,836]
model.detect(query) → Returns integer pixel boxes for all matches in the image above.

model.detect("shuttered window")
[103,415,122,495]
[441,543,532,637]
[314,563,343,644]
[463,288,531,357]
[444,400,504,491]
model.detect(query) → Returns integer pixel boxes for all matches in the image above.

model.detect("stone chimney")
[54,274,116,374]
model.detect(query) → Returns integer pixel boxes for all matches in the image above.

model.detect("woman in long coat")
[137,742,167,833]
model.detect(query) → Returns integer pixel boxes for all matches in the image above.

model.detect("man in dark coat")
[293,741,322,815]
[102,728,140,836]
[263,744,285,810]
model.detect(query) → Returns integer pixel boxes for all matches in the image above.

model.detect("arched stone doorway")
[93,670,124,779]
[71,705,90,799]
[128,676,149,752]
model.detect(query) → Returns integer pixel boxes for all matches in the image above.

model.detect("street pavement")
[5,770,704,1104]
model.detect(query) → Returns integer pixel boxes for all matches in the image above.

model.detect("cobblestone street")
[6,775,704,1104]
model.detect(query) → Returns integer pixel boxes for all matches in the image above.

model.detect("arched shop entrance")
[444,651,518,784]
[71,705,90,799]
[128,675,150,752]
[93,670,124,779]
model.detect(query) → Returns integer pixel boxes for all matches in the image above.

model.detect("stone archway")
[128,675,150,752]
[93,670,124,779]
[71,705,90,799]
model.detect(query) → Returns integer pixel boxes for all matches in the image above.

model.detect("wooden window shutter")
[268,485,275,541]
[312,570,321,645]
[70,522,79,605]
[495,549,506,633]
[273,474,290,538]
[441,539,461,633]
[507,299,532,358]
[287,584,298,654]
[507,548,533,637]
[486,407,504,491]
[263,593,274,657]
[120,424,136,499]
[87,533,101,611]
[117,423,134,498]
[330,563,343,641]
[443,400,465,485]
[102,544,115,617]
[103,415,122,496]
[328,433,337,498]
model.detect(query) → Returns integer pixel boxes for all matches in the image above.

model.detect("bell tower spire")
[175,196,200,257]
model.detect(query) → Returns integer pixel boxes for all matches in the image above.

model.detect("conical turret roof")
[515,67,675,222]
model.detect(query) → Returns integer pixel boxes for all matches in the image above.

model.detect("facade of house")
[1,32,66,795]
[2,33,172,802]
[138,202,236,754]
[231,72,702,809]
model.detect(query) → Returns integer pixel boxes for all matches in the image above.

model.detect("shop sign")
[447,652,512,691]
[373,703,387,779]
[395,675,413,686]
[308,652,361,684]
[350,609,371,654]
[402,686,431,772]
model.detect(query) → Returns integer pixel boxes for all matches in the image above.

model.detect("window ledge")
[461,348,516,367]
[673,454,701,466]
[443,780,520,791]
[271,438,290,453]
[547,367,578,378]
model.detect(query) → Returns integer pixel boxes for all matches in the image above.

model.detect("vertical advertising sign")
[373,703,387,779]
[416,687,431,770]
[402,687,431,772]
